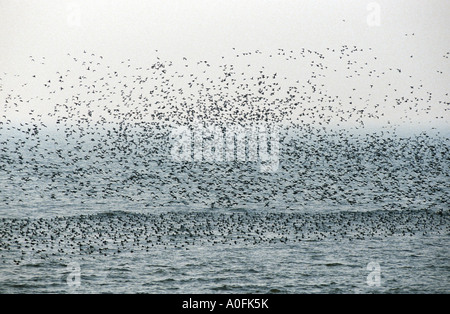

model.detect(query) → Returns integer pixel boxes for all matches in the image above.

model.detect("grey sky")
[0,0,449,130]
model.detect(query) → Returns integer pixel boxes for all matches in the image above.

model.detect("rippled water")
[0,213,448,294]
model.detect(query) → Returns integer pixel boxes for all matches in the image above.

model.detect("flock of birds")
[0,47,448,212]
[2,47,448,127]
[0,125,447,211]
[1,209,449,266]
[0,47,448,268]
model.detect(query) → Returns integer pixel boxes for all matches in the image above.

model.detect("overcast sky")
[0,0,449,130]
[1,0,449,61]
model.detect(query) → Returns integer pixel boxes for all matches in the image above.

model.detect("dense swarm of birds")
[0,210,449,265]
[0,47,448,212]
[0,47,448,266]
